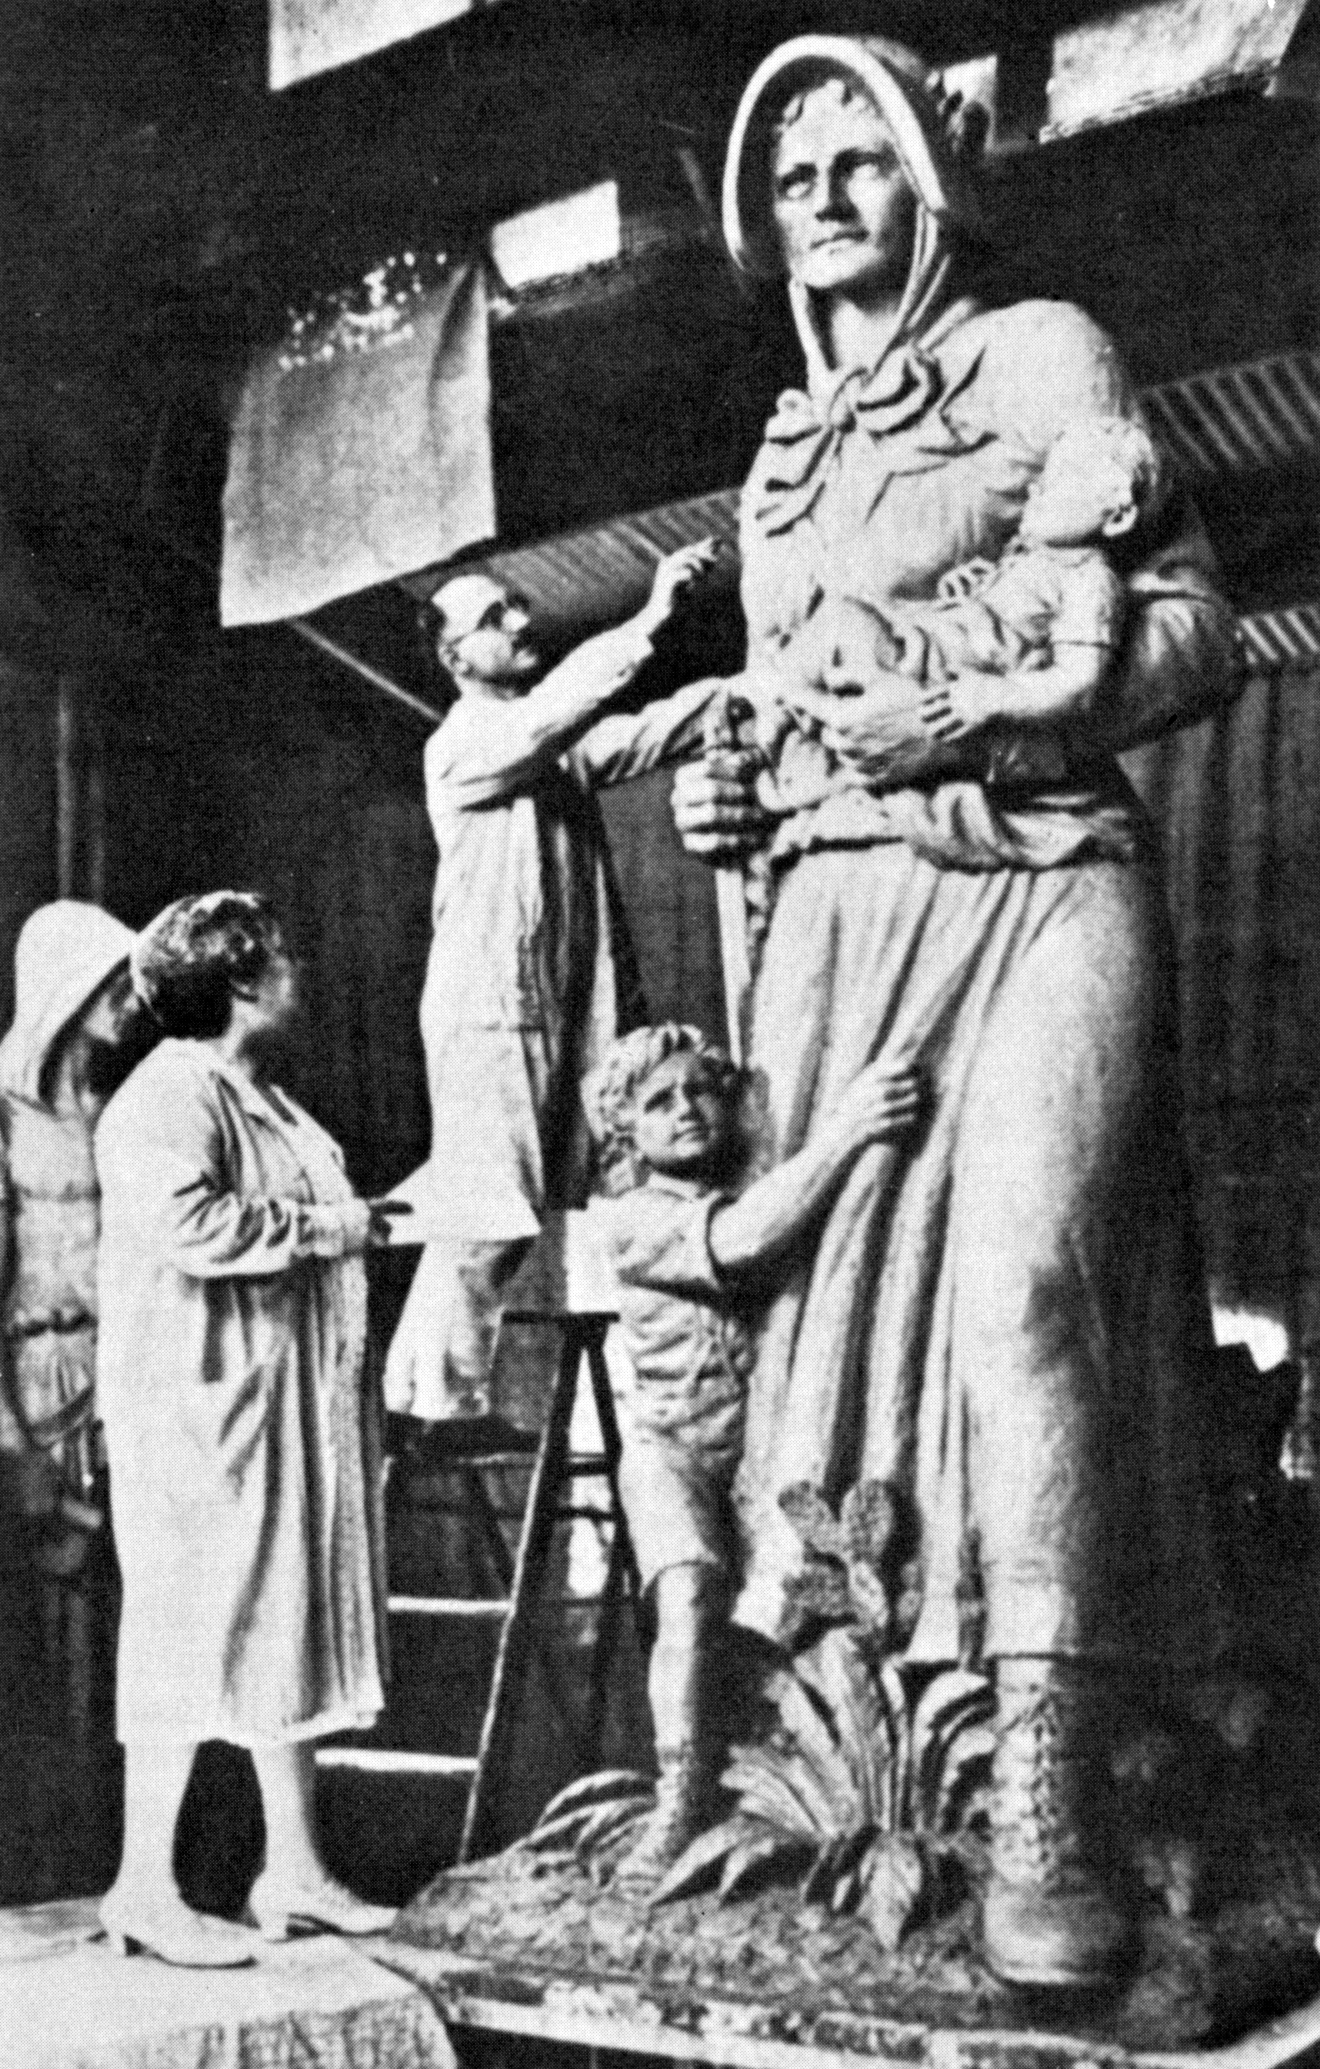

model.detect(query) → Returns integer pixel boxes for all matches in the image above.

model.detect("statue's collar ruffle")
[752,203,989,537]
[754,285,987,537]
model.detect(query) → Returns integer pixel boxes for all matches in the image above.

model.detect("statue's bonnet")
[721,34,985,280]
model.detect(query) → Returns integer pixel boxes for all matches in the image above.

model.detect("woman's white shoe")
[98,1894,260,1968]
[246,1871,397,1941]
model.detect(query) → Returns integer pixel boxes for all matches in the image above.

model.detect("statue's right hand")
[671,750,768,862]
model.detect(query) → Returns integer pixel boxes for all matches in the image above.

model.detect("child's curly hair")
[1040,415,1166,525]
[583,1023,748,1193]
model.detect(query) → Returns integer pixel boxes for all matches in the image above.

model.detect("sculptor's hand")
[671,749,769,862]
[638,538,722,637]
[790,677,932,779]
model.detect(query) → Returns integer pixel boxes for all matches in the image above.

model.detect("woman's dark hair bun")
[131,891,286,1040]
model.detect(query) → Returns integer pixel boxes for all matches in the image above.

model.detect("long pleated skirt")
[733,841,1223,1669]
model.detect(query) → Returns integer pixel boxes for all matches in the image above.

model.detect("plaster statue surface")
[400,33,1320,2034]
[660,33,1242,1990]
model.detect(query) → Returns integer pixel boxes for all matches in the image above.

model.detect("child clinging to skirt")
[583,1023,924,1882]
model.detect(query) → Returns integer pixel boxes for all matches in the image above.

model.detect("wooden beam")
[54,674,107,906]
[943,0,1320,151]
[287,618,444,725]
[1044,0,1318,138]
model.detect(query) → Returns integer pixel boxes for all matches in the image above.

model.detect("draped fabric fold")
[754,340,988,537]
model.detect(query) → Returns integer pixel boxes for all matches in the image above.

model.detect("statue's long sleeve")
[1096,496,1243,752]
[983,304,1243,753]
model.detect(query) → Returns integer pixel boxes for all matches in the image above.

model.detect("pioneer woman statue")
[668,35,1242,1990]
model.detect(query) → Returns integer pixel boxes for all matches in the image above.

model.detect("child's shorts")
[616,1422,741,1592]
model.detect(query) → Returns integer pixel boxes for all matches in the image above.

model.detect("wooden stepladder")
[329,1308,643,1864]
[457,1310,642,1860]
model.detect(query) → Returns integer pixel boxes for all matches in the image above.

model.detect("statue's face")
[770,80,917,300]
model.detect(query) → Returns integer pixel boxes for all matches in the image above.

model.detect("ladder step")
[450,1451,538,1468]
[377,1315,638,1864]
[404,1454,537,1479]
[388,1595,511,1618]
[316,1748,479,1778]
[502,1309,618,1324]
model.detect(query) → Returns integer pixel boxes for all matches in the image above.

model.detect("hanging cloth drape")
[220,254,494,627]
[269,0,476,89]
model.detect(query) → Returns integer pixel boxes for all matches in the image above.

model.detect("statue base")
[388,1842,1320,2065]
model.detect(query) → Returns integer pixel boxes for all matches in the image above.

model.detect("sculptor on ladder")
[385,542,724,1424]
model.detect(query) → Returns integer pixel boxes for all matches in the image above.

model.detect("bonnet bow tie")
[754,344,984,537]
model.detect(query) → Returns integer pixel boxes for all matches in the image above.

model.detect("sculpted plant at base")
[525,1480,996,1954]
[515,1437,1320,1996]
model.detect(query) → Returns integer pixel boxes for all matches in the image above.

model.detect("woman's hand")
[339,1199,413,1254]
[366,1200,413,1248]
[671,748,770,862]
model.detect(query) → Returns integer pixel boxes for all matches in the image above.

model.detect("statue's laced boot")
[983,1657,1137,1989]
[615,1741,716,1889]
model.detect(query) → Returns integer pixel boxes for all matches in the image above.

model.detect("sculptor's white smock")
[97,1039,385,1745]
[386,629,716,1421]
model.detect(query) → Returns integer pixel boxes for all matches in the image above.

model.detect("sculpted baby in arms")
[741,414,1163,810]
